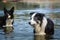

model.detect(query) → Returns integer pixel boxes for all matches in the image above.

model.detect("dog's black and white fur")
[29,12,54,35]
[0,7,14,28]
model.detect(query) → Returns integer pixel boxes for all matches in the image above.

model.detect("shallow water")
[0,15,60,40]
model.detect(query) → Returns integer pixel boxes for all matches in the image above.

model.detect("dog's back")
[45,18,54,35]
[0,16,5,28]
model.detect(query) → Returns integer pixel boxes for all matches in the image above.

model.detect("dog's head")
[29,12,45,26]
[4,7,14,19]
[3,7,14,27]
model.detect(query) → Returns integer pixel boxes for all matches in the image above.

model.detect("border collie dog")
[29,12,54,35]
[0,7,14,28]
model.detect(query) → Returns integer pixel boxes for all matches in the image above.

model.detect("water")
[14,8,60,14]
[1,8,60,15]
[0,9,60,40]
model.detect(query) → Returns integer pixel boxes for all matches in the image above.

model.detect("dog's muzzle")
[29,22,35,26]
[29,22,31,25]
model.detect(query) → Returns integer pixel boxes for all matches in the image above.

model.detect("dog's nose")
[29,22,31,25]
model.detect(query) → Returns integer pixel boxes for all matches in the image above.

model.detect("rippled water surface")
[0,11,60,40]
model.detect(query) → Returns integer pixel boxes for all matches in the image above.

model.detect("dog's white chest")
[6,19,13,26]
[35,17,47,35]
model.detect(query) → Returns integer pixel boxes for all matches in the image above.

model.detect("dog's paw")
[39,32,46,35]
[35,32,46,35]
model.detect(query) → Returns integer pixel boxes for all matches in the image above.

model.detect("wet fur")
[29,12,54,35]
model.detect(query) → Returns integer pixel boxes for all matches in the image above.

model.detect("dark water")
[0,10,60,40]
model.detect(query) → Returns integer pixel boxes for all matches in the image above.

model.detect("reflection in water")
[34,35,53,40]
[3,26,14,34]
[4,32,14,40]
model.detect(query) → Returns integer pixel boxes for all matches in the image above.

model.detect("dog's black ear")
[30,12,35,15]
[9,7,14,13]
[38,13,45,17]
[3,7,7,14]
[41,13,45,17]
